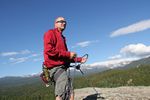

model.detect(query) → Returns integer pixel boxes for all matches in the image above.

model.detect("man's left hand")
[81,57,87,63]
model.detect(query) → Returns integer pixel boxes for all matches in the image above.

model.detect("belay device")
[70,54,88,75]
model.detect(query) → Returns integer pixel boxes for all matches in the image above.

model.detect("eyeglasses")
[56,20,66,24]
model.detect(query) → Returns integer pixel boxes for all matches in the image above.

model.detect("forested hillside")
[0,64,150,100]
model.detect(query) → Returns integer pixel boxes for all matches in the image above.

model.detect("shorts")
[49,65,73,98]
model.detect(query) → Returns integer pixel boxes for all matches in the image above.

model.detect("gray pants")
[49,65,73,99]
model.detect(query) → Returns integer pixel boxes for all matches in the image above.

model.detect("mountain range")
[0,56,150,87]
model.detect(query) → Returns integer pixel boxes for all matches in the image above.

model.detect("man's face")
[55,17,66,31]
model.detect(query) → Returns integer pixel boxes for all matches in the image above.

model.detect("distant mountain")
[75,58,132,75]
[122,56,150,69]
[76,56,150,76]
[0,75,40,88]
[0,56,150,88]
[70,65,110,76]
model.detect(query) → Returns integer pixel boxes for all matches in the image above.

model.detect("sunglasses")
[56,20,66,24]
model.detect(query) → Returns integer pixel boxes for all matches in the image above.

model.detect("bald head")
[55,17,65,23]
[54,17,66,32]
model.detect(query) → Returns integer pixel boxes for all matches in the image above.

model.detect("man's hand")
[70,52,77,59]
[81,57,87,63]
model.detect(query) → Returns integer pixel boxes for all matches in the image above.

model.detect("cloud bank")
[86,43,150,69]
[120,43,150,58]
[0,49,42,64]
[110,43,150,59]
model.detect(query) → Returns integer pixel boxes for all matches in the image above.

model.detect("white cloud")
[72,40,99,48]
[1,52,18,56]
[120,43,150,58]
[0,49,31,57]
[1,51,42,64]
[95,43,150,69]
[78,43,150,71]
[108,55,122,59]
[31,54,39,57]
[20,49,31,54]
[9,57,28,64]
[77,41,91,47]
[109,43,150,61]
[110,19,150,37]
[33,58,42,62]
[9,52,42,64]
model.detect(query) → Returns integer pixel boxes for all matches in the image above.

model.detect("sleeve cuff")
[74,57,82,62]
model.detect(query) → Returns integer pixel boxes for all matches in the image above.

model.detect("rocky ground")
[74,86,150,100]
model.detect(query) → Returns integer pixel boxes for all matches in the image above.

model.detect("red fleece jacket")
[43,28,82,68]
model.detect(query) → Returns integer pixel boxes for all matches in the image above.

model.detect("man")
[43,17,86,100]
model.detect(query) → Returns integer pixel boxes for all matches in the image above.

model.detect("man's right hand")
[70,52,77,59]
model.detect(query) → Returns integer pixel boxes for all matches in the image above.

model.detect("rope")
[76,54,100,98]
[64,58,77,100]
[81,70,100,97]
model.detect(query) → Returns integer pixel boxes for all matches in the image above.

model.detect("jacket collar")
[54,28,62,34]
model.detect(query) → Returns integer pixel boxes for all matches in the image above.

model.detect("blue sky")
[0,0,150,77]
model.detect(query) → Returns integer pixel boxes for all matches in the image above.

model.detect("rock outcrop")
[74,86,150,100]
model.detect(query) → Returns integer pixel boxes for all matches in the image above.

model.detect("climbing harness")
[40,65,66,87]
[40,54,100,99]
